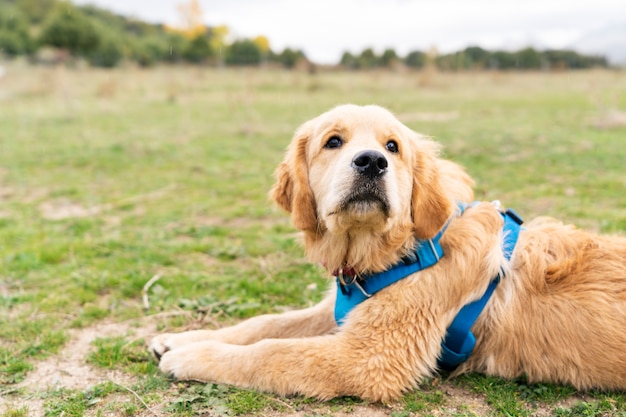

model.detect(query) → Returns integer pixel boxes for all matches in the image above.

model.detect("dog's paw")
[158,341,231,382]
[150,330,220,361]
[158,347,196,380]
[149,333,177,360]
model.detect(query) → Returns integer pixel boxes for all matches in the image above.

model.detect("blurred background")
[1,0,625,70]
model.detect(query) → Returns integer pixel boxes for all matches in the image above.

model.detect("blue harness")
[334,203,524,370]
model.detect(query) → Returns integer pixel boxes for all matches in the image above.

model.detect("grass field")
[0,63,625,416]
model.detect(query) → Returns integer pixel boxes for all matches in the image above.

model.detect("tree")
[80,4,161,38]
[515,47,542,69]
[358,48,378,69]
[165,0,214,64]
[209,24,229,56]
[182,33,212,63]
[542,49,608,70]
[340,51,358,69]
[277,48,304,69]
[491,50,517,69]
[405,50,426,69]
[226,39,261,66]
[252,35,270,56]
[14,0,58,24]
[167,0,206,39]
[132,36,168,67]
[380,48,398,68]
[39,2,100,57]
[162,32,187,63]
[88,24,124,67]
[463,46,490,69]
[0,4,34,56]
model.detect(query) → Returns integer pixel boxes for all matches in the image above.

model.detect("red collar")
[331,266,357,278]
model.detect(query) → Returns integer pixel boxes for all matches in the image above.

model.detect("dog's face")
[306,106,413,234]
[271,105,460,243]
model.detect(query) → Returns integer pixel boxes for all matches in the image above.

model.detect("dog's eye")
[324,136,343,149]
[385,140,399,153]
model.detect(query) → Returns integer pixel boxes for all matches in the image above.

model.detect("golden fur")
[151,104,626,401]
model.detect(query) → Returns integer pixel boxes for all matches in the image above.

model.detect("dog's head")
[271,105,473,271]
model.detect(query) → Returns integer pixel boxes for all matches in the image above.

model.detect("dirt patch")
[38,185,175,221]
[39,199,113,220]
[438,383,491,416]
[18,321,154,390]
[0,319,158,415]
[593,109,626,129]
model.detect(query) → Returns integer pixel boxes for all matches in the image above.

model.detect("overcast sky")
[73,0,626,64]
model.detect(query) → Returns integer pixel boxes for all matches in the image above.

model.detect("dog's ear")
[435,159,475,204]
[410,135,454,239]
[270,122,318,231]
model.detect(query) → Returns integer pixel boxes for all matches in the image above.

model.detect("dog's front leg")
[150,293,336,357]
[158,328,428,402]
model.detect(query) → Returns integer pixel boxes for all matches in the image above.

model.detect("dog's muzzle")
[332,150,391,217]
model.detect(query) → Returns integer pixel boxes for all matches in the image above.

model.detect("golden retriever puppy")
[151,104,626,401]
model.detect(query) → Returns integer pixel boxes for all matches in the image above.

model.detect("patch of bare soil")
[38,185,175,221]
[436,383,491,416]
[531,395,583,417]
[593,109,626,129]
[19,321,155,389]
[0,319,159,416]
[39,199,113,220]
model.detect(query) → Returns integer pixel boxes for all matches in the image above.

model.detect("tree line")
[0,0,306,68]
[0,0,608,71]
[341,46,608,71]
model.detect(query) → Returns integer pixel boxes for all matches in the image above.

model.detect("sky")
[72,0,626,64]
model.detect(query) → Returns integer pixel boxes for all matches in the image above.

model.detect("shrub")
[88,30,124,67]
[405,51,426,69]
[39,2,100,57]
[276,48,304,69]
[0,5,34,56]
[132,36,169,67]
[182,34,213,63]
[225,39,261,66]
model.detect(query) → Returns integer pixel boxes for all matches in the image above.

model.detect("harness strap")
[334,235,445,324]
[334,207,457,324]
[438,208,524,370]
[438,273,501,369]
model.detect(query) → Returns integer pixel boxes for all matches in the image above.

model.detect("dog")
[150,104,626,401]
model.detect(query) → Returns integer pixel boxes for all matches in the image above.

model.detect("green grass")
[88,336,159,375]
[0,64,625,416]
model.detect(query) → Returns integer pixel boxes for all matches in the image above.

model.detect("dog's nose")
[352,150,388,179]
